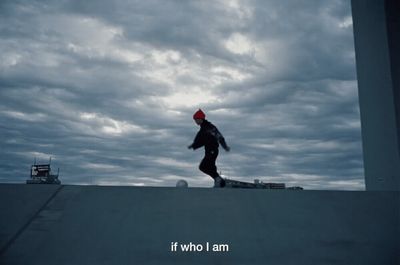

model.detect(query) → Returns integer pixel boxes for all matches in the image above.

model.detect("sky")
[0,0,364,190]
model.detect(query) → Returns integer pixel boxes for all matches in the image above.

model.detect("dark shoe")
[214,176,226,188]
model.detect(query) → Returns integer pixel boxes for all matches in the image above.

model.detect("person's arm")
[214,127,230,151]
[188,131,204,150]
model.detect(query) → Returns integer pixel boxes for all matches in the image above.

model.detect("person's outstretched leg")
[199,150,225,187]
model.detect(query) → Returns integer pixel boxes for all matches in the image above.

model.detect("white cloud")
[160,88,219,108]
[1,110,48,122]
[339,16,353,28]
[220,0,254,20]
[79,112,147,136]
[224,33,254,55]
[211,66,252,81]
[82,162,123,171]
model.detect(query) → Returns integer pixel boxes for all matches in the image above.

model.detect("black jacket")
[190,120,229,152]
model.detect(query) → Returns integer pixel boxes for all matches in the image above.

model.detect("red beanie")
[193,109,206,119]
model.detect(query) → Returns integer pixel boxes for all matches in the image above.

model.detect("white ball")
[176,179,188,188]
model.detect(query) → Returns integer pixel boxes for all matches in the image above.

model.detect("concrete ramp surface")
[0,184,399,265]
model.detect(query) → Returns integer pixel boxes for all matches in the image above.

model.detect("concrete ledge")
[0,184,399,264]
[0,184,62,253]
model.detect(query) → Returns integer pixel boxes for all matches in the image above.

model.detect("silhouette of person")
[188,109,230,187]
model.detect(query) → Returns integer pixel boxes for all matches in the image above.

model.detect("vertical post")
[351,0,400,190]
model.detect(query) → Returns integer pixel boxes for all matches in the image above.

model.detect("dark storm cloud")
[0,0,363,189]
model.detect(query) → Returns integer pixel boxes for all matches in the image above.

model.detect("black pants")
[199,149,220,179]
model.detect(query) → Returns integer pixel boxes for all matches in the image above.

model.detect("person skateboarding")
[188,109,230,188]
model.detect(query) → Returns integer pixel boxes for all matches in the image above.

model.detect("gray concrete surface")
[0,184,399,265]
[0,184,62,253]
[352,0,400,191]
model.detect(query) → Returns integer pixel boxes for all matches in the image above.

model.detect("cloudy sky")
[0,0,364,190]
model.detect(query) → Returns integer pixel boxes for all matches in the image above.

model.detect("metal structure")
[26,158,61,185]
[224,178,302,190]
